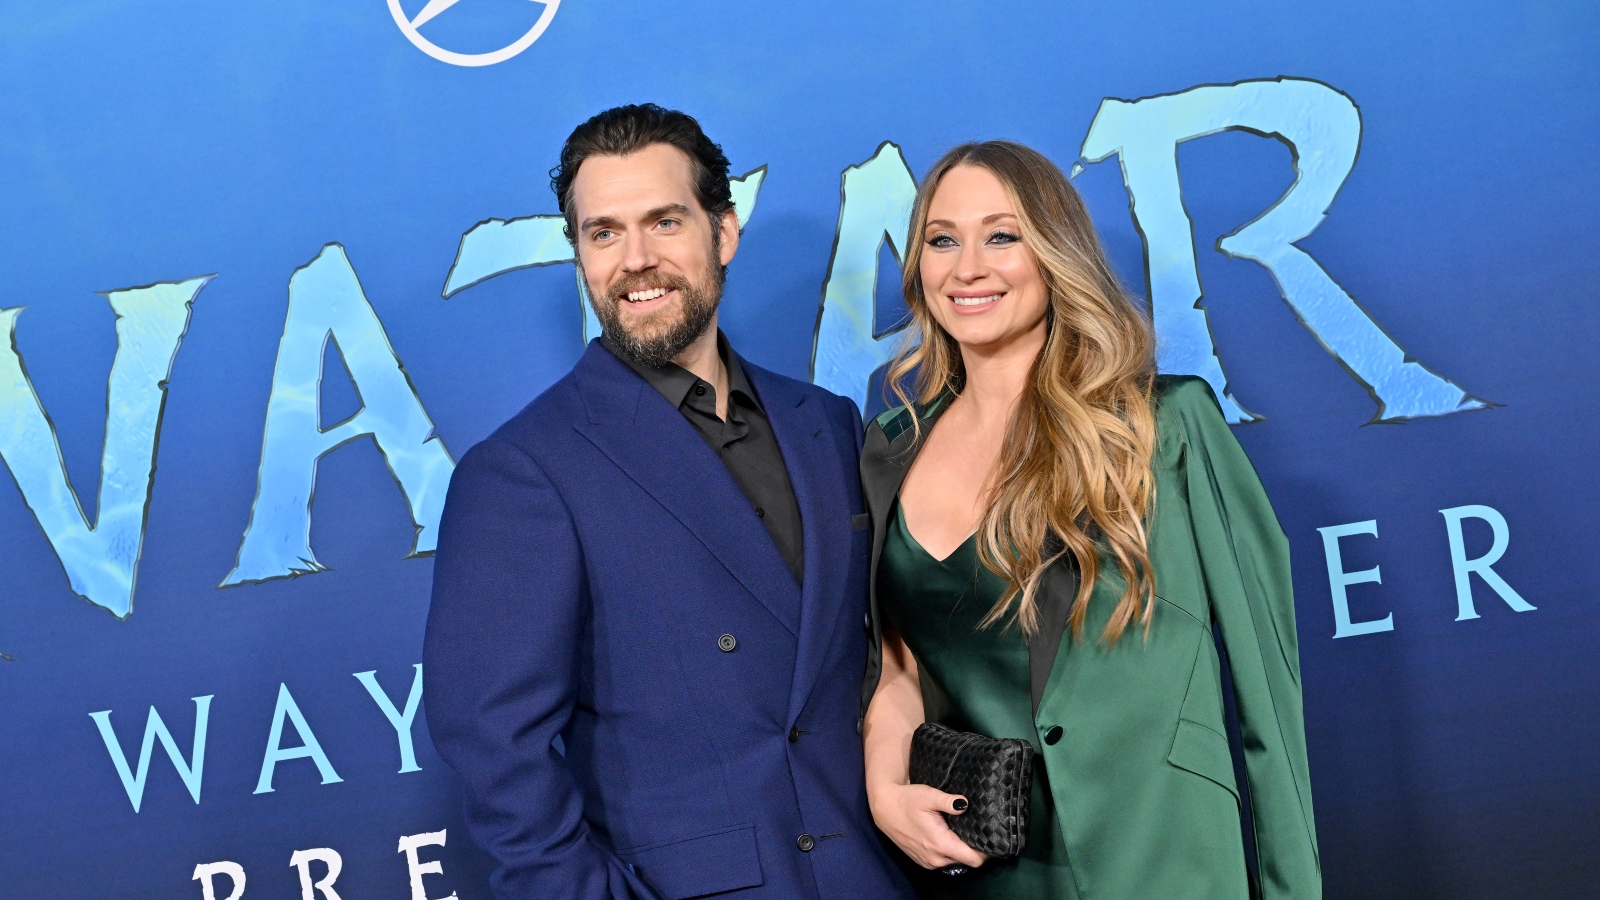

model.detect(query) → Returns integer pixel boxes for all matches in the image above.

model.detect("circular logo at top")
[388,0,561,67]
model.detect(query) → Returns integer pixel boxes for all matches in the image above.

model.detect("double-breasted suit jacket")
[425,341,913,900]
[859,376,1321,899]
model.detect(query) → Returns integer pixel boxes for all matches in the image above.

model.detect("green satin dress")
[878,503,1079,899]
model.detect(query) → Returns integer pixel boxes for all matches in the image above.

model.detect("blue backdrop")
[2,2,1596,897]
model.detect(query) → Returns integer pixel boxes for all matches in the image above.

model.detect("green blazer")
[860,376,1321,899]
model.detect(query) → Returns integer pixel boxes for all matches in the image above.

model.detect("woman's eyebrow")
[924,212,1018,230]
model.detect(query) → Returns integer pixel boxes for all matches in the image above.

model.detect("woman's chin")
[947,321,1040,355]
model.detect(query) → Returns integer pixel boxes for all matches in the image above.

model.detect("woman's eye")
[926,234,957,249]
[988,230,1021,245]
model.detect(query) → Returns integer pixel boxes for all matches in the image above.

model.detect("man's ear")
[716,207,740,266]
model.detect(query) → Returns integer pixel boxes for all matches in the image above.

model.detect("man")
[424,105,913,900]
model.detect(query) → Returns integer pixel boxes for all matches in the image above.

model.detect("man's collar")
[600,330,763,412]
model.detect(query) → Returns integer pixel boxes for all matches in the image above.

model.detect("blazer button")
[796,833,815,852]
[1043,725,1063,745]
[789,726,802,743]
[718,634,737,652]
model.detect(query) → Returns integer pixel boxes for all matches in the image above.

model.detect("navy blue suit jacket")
[425,340,913,900]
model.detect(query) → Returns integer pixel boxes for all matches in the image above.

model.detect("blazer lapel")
[862,393,954,568]
[573,343,802,636]
[859,391,1071,712]
[744,365,849,724]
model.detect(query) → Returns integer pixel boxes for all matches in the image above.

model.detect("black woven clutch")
[908,722,1034,860]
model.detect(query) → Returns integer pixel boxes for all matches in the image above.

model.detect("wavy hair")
[887,141,1158,644]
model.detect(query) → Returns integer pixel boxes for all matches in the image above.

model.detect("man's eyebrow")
[580,214,622,233]
[644,203,693,221]
[580,203,695,234]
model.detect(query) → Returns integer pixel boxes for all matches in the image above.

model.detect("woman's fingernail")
[952,798,968,811]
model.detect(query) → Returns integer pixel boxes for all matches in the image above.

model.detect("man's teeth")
[952,294,1002,307]
[626,287,670,303]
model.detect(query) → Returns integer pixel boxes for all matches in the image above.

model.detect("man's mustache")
[604,273,695,307]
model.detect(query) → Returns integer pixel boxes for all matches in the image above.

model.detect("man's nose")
[619,230,659,274]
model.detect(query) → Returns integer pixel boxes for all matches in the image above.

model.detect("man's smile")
[620,285,677,313]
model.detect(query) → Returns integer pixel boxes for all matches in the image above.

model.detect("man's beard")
[587,252,724,369]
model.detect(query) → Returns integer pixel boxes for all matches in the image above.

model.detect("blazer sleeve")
[1167,380,1322,899]
[424,437,659,900]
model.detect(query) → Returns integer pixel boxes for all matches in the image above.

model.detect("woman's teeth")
[952,294,1001,307]
[627,287,669,303]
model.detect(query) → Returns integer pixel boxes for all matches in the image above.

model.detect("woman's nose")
[953,242,986,282]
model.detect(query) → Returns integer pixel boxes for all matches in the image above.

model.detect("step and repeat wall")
[2,3,1595,898]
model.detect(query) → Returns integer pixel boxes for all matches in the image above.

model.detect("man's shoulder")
[741,358,859,426]
[490,370,584,445]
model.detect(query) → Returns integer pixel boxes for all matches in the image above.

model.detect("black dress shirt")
[602,332,805,585]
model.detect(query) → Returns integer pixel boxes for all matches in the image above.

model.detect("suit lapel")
[573,343,802,636]
[744,365,848,724]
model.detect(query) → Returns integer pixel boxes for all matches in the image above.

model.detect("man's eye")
[592,229,614,241]
[658,218,680,230]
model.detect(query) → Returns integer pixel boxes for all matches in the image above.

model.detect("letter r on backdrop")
[1079,77,1484,424]
[1440,504,1534,620]
[290,847,345,900]
[192,861,246,900]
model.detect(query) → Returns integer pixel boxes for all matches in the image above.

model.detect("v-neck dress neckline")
[877,501,1077,898]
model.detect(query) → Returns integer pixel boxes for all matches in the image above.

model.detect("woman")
[860,141,1321,899]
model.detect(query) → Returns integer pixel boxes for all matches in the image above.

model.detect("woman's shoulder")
[867,404,916,444]
[865,391,955,450]
[1152,374,1222,413]
[1150,375,1234,465]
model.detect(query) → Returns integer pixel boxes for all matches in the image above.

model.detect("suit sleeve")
[424,437,659,900]
[1169,381,1322,899]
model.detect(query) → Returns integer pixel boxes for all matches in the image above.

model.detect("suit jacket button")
[796,833,815,852]
[789,726,801,743]
[718,634,737,652]
[1044,725,1063,745]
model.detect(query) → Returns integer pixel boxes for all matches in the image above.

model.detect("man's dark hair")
[551,104,733,245]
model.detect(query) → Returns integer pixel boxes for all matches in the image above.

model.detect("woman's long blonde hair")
[888,141,1158,645]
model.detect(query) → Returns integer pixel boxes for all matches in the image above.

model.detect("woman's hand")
[862,624,986,871]
[868,781,987,870]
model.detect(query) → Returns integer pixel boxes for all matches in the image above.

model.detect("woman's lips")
[948,291,1003,314]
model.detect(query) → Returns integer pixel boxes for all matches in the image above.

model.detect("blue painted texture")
[0,2,1596,898]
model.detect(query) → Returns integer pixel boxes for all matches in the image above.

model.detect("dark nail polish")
[952,798,968,812]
